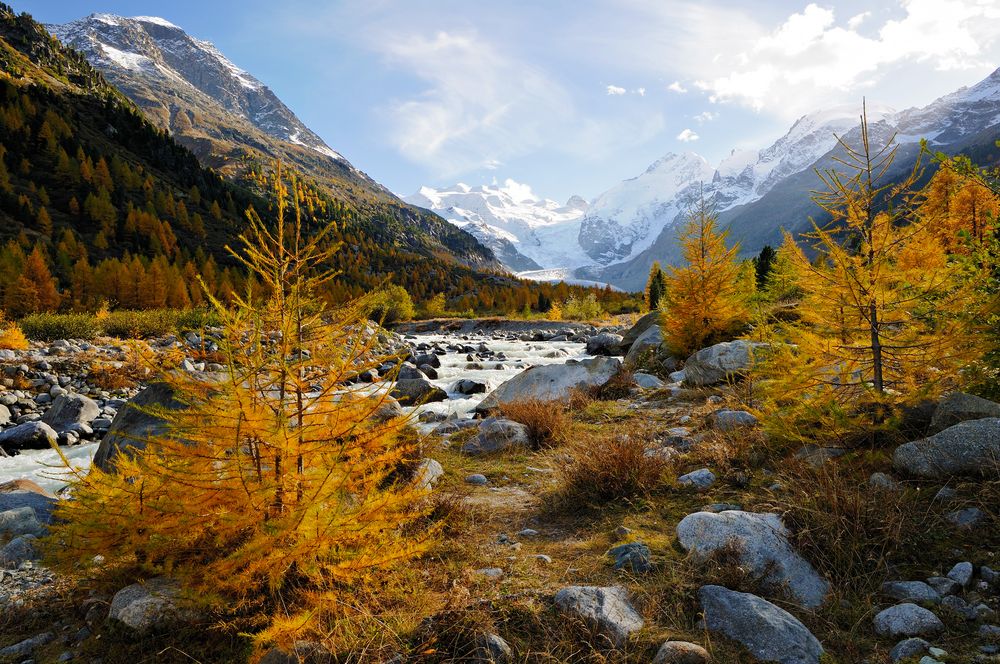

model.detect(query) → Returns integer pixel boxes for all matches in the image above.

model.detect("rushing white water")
[0,441,99,494]
[404,333,590,425]
[0,333,589,491]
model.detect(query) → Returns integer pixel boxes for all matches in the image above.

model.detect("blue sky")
[19,0,1000,202]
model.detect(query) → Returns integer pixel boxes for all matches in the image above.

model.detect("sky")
[19,0,1000,202]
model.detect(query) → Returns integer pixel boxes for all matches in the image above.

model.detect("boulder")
[698,585,824,664]
[623,325,663,369]
[930,392,1000,433]
[889,637,930,662]
[455,379,488,395]
[40,393,100,435]
[397,364,427,380]
[0,533,40,567]
[412,458,444,491]
[474,633,512,663]
[93,383,187,471]
[390,378,448,406]
[476,357,621,412]
[586,332,624,356]
[607,542,652,573]
[0,489,56,524]
[461,418,531,455]
[0,478,57,499]
[374,396,404,422]
[553,585,644,647]
[892,418,1000,478]
[616,311,661,354]
[0,403,9,426]
[676,510,829,609]
[947,561,973,588]
[0,632,54,659]
[108,578,184,633]
[0,421,58,453]
[683,341,766,387]
[633,372,665,389]
[873,603,944,638]
[709,409,758,431]
[652,641,711,664]
[677,468,716,490]
[882,581,941,604]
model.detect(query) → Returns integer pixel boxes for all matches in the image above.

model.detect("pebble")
[465,474,489,485]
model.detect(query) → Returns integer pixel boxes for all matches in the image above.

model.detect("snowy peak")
[404,180,592,273]
[49,14,342,162]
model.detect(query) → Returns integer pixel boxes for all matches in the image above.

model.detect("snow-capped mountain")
[405,180,592,273]
[597,67,1000,291]
[578,104,896,267]
[50,14,341,161]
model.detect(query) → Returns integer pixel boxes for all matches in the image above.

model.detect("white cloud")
[676,128,699,142]
[694,111,718,124]
[636,87,646,96]
[606,84,627,95]
[693,0,1000,115]
[667,80,687,93]
[847,11,871,30]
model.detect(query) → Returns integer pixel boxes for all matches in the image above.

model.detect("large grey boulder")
[0,507,45,537]
[892,418,1000,478]
[882,581,941,604]
[683,340,766,387]
[412,458,444,491]
[873,603,944,638]
[109,578,184,633]
[390,378,448,405]
[476,357,621,412]
[0,421,58,453]
[930,392,1000,433]
[40,393,100,435]
[0,488,56,524]
[461,418,531,455]
[676,510,829,609]
[616,311,661,354]
[698,585,824,664]
[553,585,644,647]
[93,383,187,471]
[623,325,663,369]
[0,533,40,567]
[587,332,624,356]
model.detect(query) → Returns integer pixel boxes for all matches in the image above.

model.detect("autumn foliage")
[660,195,750,356]
[46,166,434,650]
[757,107,991,443]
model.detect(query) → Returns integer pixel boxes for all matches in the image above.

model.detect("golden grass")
[499,399,571,450]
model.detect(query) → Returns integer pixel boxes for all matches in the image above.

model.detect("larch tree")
[660,193,749,356]
[645,260,667,311]
[46,164,434,652]
[6,245,60,316]
[759,105,987,444]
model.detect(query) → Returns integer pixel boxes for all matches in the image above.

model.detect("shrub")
[366,284,415,324]
[0,311,28,350]
[19,312,99,341]
[499,399,569,449]
[588,370,636,400]
[556,424,673,506]
[562,293,604,321]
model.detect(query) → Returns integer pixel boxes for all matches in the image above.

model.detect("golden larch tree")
[661,194,749,356]
[46,164,434,652]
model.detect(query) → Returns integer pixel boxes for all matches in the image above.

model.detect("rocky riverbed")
[2,314,999,663]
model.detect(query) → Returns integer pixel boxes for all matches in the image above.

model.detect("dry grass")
[0,323,29,350]
[499,399,571,450]
[588,370,636,401]
[554,423,675,507]
[761,461,928,594]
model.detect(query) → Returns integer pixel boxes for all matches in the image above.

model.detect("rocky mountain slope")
[48,13,496,271]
